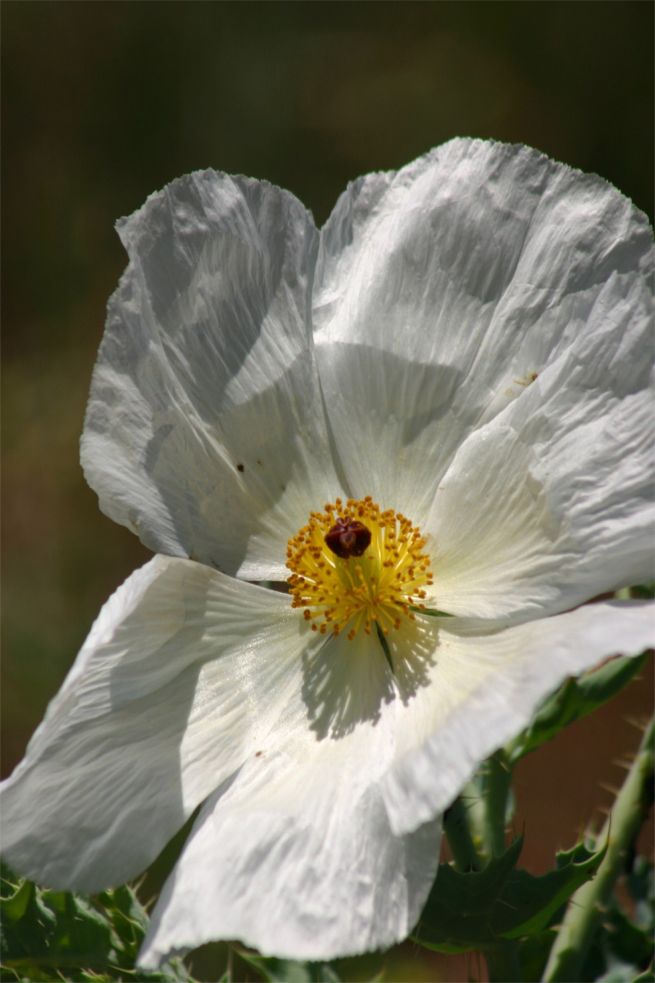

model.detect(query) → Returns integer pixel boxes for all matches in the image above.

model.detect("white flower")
[2,139,653,967]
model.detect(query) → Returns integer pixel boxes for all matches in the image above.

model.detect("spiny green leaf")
[1,881,33,922]
[509,653,649,763]
[496,840,607,940]
[413,836,606,954]
[0,868,194,982]
[413,837,523,952]
[554,840,598,869]
[96,886,149,959]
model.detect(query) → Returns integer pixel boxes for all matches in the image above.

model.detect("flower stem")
[543,714,655,982]
[483,749,512,858]
[478,749,522,982]
[443,797,482,872]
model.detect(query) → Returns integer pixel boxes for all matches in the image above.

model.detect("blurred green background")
[2,3,653,980]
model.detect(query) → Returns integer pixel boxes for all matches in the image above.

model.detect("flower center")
[286,497,434,640]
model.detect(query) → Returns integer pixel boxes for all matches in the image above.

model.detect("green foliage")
[237,951,342,982]
[0,865,193,982]
[0,866,350,983]
[627,854,654,936]
[576,856,655,983]
[508,652,648,764]
[414,833,653,983]
[413,836,606,958]
[630,582,655,600]
[433,772,654,983]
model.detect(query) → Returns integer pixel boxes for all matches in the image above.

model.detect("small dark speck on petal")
[255,750,264,757]
[236,463,245,472]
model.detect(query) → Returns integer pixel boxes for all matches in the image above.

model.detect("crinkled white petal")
[137,625,445,966]
[431,313,653,621]
[4,561,448,960]
[0,556,313,891]
[381,601,655,837]
[137,598,654,965]
[139,755,440,966]
[1,556,446,957]
[312,139,652,527]
[81,172,343,580]
[5,562,652,961]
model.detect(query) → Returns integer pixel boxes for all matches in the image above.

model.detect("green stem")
[460,777,487,855]
[543,715,654,982]
[483,749,512,858]
[480,750,521,981]
[443,796,482,872]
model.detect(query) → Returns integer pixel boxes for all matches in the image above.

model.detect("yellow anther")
[286,496,434,642]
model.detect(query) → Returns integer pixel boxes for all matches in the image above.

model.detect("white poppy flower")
[2,138,653,967]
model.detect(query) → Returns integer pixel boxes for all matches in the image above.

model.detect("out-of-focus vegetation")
[2,3,653,980]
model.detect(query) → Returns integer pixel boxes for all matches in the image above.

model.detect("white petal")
[82,172,342,580]
[140,643,441,965]
[138,616,468,965]
[430,318,653,620]
[382,601,655,836]
[140,604,653,965]
[136,615,448,964]
[0,556,310,892]
[140,786,439,967]
[312,139,652,526]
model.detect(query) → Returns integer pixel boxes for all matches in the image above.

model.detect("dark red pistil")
[325,519,371,559]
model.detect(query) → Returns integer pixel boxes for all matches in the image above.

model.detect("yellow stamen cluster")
[286,497,434,641]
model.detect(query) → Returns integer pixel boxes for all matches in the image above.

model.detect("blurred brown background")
[2,2,653,980]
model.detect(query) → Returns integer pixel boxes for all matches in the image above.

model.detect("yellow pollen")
[286,497,434,641]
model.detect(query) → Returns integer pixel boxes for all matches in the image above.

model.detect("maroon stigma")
[324,519,372,559]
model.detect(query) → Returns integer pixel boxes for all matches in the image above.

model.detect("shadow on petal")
[300,615,440,741]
